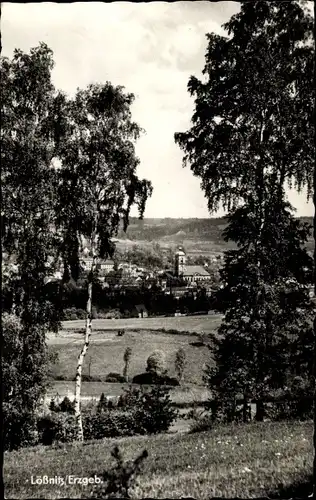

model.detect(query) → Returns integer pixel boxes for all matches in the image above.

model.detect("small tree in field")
[56,83,152,440]
[123,347,132,381]
[146,351,167,378]
[175,348,186,383]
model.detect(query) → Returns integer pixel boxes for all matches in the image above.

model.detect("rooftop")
[183,266,210,277]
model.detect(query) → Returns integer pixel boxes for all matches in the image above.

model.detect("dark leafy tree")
[56,83,152,440]
[313,2,316,495]
[175,1,314,215]
[205,201,314,421]
[1,44,62,448]
[175,1,314,421]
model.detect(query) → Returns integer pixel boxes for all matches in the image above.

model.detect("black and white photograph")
[1,1,315,499]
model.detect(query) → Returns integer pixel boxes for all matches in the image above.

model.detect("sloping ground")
[4,421,313,499]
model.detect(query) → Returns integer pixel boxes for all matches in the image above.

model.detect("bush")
[103,309,122,319]
[3,313,49,450]
[49,396,75,414]
[3,405,39,450]
[97,393,113,412]
[132,372,179,386]
[89,446,148,499]
[265,397,314,421]
[118,385,178,435]
[146,350,166,377]
[81,374,102,382]
[37,413,77,445]
[105,372,126,383]
[136,385,178,434]
[82,409,138,440]
[63,308,86,320]
[189,411,214,433]
[175,348,186,383]
[85,385,178,439]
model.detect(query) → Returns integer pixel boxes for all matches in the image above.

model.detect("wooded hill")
[117,216,313,251]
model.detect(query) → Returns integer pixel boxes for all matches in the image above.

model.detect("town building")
[174,246,211,284]
[99,259,115,273]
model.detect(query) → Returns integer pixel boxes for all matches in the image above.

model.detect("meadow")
[47,315,222,387]
[4,421,313,499]
[55,314,223,335]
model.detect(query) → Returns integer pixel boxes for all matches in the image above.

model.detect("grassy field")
[55,314,223,335]
[47,315,222,386]
[4,421,313,499]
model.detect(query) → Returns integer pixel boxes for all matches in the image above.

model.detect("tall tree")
[313,2,316,497]
[56,83,152,440]
[205,200,313,420]
[175,0,314,214]
[175,0,314,419]
[1,43,61,448]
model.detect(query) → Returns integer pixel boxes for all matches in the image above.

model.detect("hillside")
[117,216,314,252]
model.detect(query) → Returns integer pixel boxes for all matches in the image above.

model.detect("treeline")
[36,280,217,320]
[117,216,313,251]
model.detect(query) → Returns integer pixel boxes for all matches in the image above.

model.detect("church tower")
[175,246,186,277]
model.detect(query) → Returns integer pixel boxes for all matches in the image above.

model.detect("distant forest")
[117,216,314,251]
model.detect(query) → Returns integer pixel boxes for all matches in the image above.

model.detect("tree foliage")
[146,351,167,377]
[1,44,62,448]
[175,0,314,213]
[54,82,152,440]
[175,348,186,383]
[175,1,314,422]
[206,202,314,420]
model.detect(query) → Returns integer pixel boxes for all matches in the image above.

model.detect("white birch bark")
[74,225,98,441]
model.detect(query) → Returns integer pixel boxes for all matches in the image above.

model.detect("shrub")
[97,393,117,412]
[134,385,178,434]
[82,409,138,440]
[103,309,122,319]
[175,348,186,383]
[62,308,86,320]
[132,372,179,386]
[89,446,148,499]
[37,413,77,445]
[123,347,132,381]
[118,385,178,434]
[81,374,102,382]
[3,404,39,450]
[105,372,126,383]
[49,396,75,414]
[3,313,49,450]
[265,397,314,421]
[189,411,214,433]
[146,350,166,377]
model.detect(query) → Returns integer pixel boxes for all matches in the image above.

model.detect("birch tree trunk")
[74,227,98,441]
[254,112,266,422]
[313,137,316,499]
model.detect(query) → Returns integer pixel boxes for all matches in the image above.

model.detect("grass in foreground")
[4,421,313,499]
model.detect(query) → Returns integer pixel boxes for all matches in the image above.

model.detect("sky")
[2,1,313,219]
